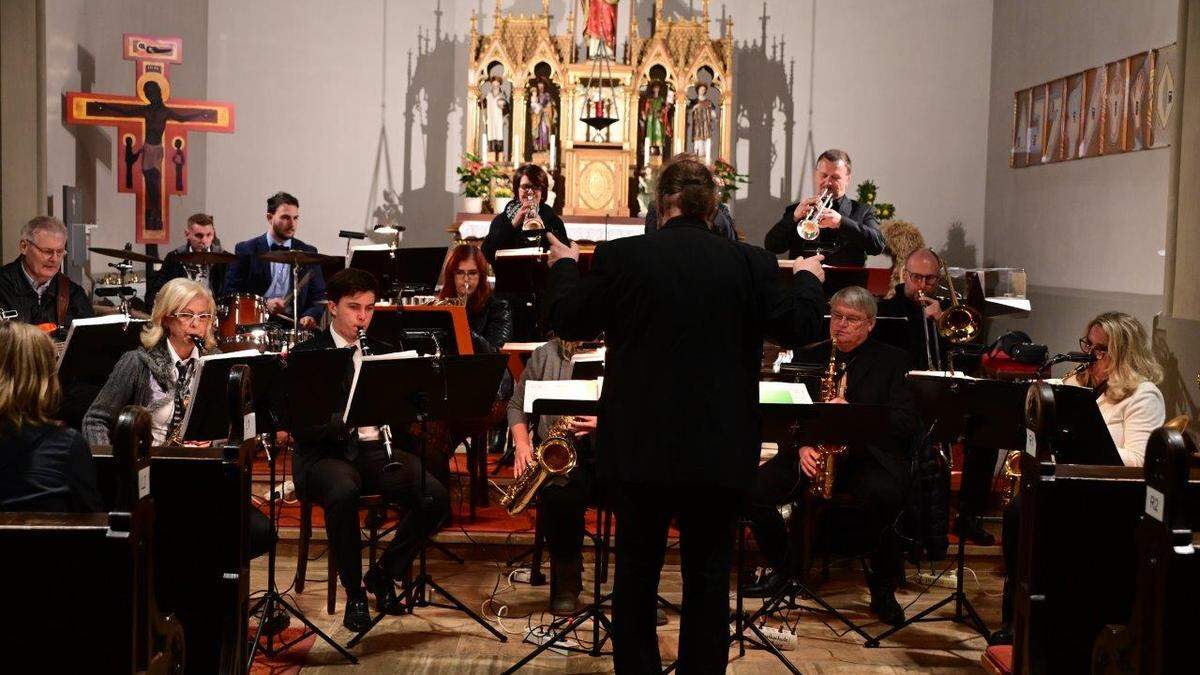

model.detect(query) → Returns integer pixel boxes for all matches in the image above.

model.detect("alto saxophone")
[808,337,848,499]
[163,335,206,446]
[496,415,578,516]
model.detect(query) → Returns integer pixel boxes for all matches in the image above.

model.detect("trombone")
[795,190,834,241]
[933,260,981,345]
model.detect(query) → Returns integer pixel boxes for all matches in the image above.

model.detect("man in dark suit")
[223,191,327,330]
[764,149,885,266]
[744,286,918,626]
[145,212,227,308]
[544,157,827,672]
[276,268,450,632]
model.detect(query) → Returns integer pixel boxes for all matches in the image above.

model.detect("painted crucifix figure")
[65,35,234,244]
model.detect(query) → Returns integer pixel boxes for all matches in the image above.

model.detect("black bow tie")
[269,243,291,252]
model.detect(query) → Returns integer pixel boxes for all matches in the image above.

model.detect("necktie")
[270,243,290,252]
[167,361,194,439]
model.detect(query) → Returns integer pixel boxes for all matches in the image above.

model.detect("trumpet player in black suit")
[481,163,570,264]
[764,149,885,266]
[279,268,451,632]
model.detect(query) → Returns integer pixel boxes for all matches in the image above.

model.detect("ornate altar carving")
[466,0,734,217]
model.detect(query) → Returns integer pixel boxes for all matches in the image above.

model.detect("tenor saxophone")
[496,416,578,515]
[808,337,848,499]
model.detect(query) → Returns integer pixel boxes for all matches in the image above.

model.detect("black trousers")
[612,482,741,675]
[248,507,274,560]
[959,444,1001,518]
[748,450,905,581]
[301,442,450,596]
[537,461,595,561]
[1000,493,1020,623]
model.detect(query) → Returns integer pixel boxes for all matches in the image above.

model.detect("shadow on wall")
[401,6,465,246]
[728,3,795,246]
[1153,314,1200,423]
[65,45,112,225]
[939,221,977,268]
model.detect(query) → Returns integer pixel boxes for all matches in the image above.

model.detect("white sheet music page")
[343,351,421,422]
[524,379,602,413]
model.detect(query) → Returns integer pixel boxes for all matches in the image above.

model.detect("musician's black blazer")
[222,234,327,322]
[546,215,826,491]
[763,194,885,266]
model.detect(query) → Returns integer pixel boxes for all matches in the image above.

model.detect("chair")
[294,494,392,614]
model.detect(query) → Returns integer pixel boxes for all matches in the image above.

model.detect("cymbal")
[257,249,334,266]
[177,250,238,266]
[89,246,162,265]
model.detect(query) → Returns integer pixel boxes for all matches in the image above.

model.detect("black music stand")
[248,348,358,667]
[55,316,147,380]
[501,397,612,674]
[725,402,893,675]
[868,374,1028,646]
[180,353,281,442]
[368,309,465,357]
[349,246,448,299]
[346,354,509,647]
[492,252,547,341]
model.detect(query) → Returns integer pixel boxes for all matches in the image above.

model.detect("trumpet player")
[506,337,603,617]
[481,163,570,264]
[765,149,885,265]
[744,287,918,627]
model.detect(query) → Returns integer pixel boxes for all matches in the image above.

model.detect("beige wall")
[1,0,44,261]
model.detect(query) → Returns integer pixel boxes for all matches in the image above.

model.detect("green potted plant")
[456,153,496,213]
[712,160,749,205]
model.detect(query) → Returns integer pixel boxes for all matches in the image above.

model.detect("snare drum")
[218,293,266,338]
[219,325,275,353]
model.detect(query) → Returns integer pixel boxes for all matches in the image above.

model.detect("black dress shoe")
[741,570,787,599]
[869,586,905,627]
[989,624,1013,645]
[364,564,401,614]
[343,597,372,633]
[955,516,996,546]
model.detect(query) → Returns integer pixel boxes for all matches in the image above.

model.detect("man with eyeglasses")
[0,216,93,332]
[744,286,918,627]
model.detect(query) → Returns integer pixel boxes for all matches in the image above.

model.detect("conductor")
[543,156,827,672]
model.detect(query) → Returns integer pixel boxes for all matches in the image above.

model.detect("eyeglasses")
[906,272,940,285]
[454,270,480,278]
[830,311,869,327]
[23,239,68,259]
[517,184,541,194]
[172,311,214,325]
[1078,338,1108,358]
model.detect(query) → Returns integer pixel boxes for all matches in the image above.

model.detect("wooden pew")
[0,407,185,672]
[1092,425,1199,674]
[92,364,256,675]
[1009,383,1200,674]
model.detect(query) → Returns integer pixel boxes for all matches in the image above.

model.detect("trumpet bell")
[522,215,545,231]
[797,218,820,241]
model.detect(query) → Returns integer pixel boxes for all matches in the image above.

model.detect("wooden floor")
[249,540,1003,673]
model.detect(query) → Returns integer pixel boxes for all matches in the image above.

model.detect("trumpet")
[506,196,544,231]
[795,190,834,241]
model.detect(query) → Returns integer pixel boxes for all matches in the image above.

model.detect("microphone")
[339,230,367,240]
[1039,351,1097,371]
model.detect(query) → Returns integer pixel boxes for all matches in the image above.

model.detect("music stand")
[180,353,281,442]
[491,251,547,341]
[247,348,358,667]
[346,354,509,647]
[55,315,147,378]
[348,246,448,299]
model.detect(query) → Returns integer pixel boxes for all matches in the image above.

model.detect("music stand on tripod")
[246,348,358,668]
[345,353,510,647]
[867,373,1030,646]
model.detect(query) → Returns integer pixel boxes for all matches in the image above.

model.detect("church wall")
[984,0,1178,353]
[42,0,210,256]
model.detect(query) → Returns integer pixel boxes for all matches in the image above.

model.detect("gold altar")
[466,0,735,217]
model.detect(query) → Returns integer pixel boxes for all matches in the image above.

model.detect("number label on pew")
[1025,428,1037,456]
[1144,487,1165,522]
[243,412,256,439]
[138,466,150,499]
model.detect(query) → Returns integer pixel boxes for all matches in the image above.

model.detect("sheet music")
[986,296,1032,312]
[494,247,546,258]
[908,370,978,380]
[571,347,605,363]
[524,379,602,413]
[342,351,421,422]
[56,314,145,369]
[502,341,548,352]
[759,381,813,404]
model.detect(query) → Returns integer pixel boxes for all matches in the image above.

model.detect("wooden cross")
[65,34,234,244]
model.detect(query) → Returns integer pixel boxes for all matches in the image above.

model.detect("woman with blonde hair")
[84,277,217,447]
[1064,311,1165,467]
[0,321,102,511]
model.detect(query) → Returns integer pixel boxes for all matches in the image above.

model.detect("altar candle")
[550,134,558,169]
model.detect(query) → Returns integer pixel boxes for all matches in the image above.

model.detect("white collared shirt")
[264,231,292,300]
[149,340,200,445]
[329,328,380,442]
[20,260,53,298]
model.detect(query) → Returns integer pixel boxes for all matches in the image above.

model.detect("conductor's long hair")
[0,321,62,432]
[436,244,493,315]
[655,154,719,228]
[141,278,218,351]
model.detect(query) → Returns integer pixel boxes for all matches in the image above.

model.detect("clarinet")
[356,328,397,462]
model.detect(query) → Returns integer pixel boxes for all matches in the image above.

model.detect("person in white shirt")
[991,311,1166,646]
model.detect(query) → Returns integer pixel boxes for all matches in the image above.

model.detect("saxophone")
[808,337,848,499]
[163,336,206,446]
[496,415,578,515]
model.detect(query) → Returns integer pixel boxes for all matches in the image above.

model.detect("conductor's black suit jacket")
[545,215,826,491]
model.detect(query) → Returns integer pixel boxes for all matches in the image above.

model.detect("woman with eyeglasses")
[480,163,569,265]
[82,277,275,558]
[435,244,513,356]
[991,310,1165,646]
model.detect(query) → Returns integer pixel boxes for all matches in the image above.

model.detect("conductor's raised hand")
[546,232,579,266]
[792,253,825,283]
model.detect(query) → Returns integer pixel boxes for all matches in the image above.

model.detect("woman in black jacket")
[435,243,512,356]
[0,321,102,512]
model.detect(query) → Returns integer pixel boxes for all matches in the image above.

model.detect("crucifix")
[65,34,235,244]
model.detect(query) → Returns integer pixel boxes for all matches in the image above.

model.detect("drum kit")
[88,245,336,353]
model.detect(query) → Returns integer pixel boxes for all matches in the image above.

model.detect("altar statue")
[530,79,557,153]
[688,83,718,164]
[481,74,510,162]
[581,0,618,59]
[640,81,672,163]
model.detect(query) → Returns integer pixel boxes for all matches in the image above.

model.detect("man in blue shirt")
[223,191,327,329]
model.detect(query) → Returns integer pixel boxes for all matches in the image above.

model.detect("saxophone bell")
[497,416,579,516]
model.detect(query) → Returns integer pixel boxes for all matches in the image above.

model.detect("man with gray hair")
[0,216,93,331]
[744,285,918,627]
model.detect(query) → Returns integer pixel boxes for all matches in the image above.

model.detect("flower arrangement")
[855,179,896,220]
[712,159,749,204]
[456,153,498,198]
